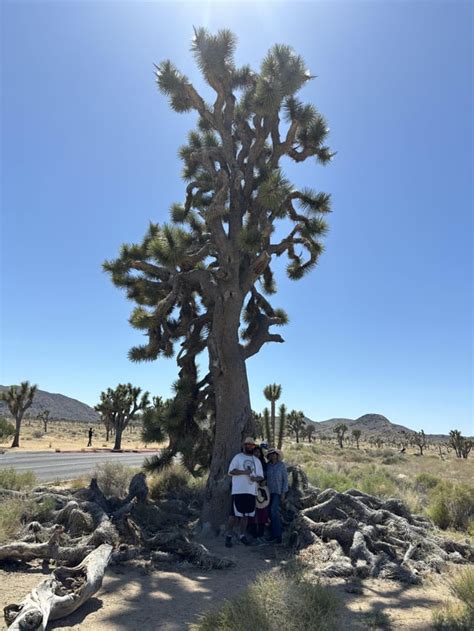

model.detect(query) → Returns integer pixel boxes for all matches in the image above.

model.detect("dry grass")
[191,570,339,631]
[284,442,474,534]
[433,567,474,629]
[0,419,164,452]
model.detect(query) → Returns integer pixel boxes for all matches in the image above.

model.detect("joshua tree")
[304,423,316,443]
[96,384,150,451]
[263,384,282,446]
[333,422,348,449]
[448,430,472,459]
[0,382,37,448]
[263,408,272,444]
[277,403,287,450]
[352,428,362,449]
[252,411,264,440]
[412,429,427,456]
[287,410,306,443]
[37,407,51,433]
[104,29,332,530]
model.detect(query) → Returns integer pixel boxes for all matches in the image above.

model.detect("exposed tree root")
[287,467,474,584]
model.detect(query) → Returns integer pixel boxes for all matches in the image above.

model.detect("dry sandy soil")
[0,420,161,453]
[0,538,462,631]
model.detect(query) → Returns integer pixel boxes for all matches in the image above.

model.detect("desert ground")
[0,437,472,630]
[0,419,161,452]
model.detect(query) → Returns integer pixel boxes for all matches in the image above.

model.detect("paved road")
[0,451,160,482]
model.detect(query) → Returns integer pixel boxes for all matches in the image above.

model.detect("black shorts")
[230,494,256,517]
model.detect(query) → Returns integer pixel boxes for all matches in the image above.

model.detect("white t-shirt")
[228,453,263,496]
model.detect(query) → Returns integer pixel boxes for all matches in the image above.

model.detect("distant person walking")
[225,437,264,547]
[87,427,94,447]
[266,448,288,544]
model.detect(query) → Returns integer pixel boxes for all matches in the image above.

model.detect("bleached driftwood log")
[4,544,112,630]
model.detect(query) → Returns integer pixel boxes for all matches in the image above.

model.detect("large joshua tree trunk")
[11,414,21,449]
[113,425,124,451]
[201,294,251,534]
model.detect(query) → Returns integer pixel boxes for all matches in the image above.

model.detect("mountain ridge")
[0,386,100,422]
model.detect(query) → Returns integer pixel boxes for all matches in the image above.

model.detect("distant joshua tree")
[333,422,348,449]
[449,430,472,460]
[37,407,51,433]
[277,403,287,450]
[287,410,306,443]
[352,428,362,449]
[304,424,316,443]
[412,429,427,455]
[263,384,282,446]
[1,381,37,448]
[96,384,149,450]
[263,408,272,444]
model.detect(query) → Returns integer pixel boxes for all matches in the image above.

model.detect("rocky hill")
[304,413,448,443]
[0,386,100,422]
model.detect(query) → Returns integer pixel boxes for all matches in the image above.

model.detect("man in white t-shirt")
[225,437,264,547]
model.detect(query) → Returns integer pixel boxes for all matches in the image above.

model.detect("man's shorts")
[230,493,256,517]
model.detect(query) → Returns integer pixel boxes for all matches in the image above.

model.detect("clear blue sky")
[1,1,472,435]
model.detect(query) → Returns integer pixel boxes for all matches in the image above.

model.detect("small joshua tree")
[277,403,287,450]
[37,407,51,433]
[263,384,282,447]
[96,384,150,451]
[333,422,348,449]
[0,382,37,448]
[352,428,362,449]
[287,410,306,443]
[263,407,272,444]
[412,429,427,456]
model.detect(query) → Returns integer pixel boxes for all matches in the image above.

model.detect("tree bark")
[200,293,251,534]
[113,425,123,450]
[11,414,21,448]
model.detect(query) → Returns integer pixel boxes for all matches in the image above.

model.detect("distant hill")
[304,413,451,443]
[0,386,100,422]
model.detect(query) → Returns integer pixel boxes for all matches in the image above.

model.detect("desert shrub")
[415,472,441,492]
[93,462,137,498]
[0,499,25,543]
[360,610,392,630]
[0,468,36,491]
[192,572,339,631]
[428,483,474,532]
[381,454,405,465]
[32,430,44,439]
[25,496,57,522]
[0,417,15,440]
[433,567,474,630]
[148,464,206,504]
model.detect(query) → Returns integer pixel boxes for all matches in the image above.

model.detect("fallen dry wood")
[4,543,112,630]
[286,466,474,584]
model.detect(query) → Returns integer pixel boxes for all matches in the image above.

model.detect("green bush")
[414,472,441,492]
[148,464,198,501]
[428,483,474,532]
[0,417,15,440]
[0,468,36,491]
[93,462,137,498]
[0,499,25,543]
[192,572,339,631]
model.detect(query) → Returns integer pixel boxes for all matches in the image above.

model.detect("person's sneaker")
[265,535,276,542]
[256,537,269,545]
[225,535,233,548]
[239,535,252,546]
